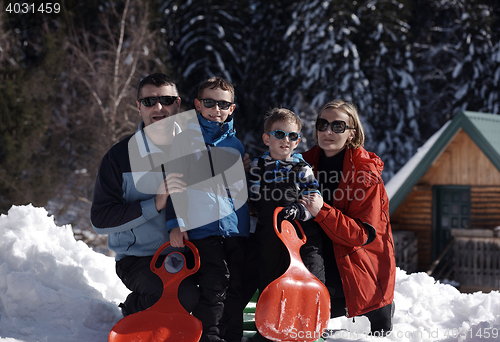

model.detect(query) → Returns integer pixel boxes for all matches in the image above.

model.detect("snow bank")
[326,270,500,341]
[0,205,499,342]
[0,205,128,342]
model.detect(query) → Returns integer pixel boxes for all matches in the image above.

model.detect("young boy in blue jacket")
[168,77,250,342]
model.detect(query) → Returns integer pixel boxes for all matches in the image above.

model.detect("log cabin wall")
[390,129,500,271]
[471,186,500,229]
[390,187,433,270]
[419,130,500,185]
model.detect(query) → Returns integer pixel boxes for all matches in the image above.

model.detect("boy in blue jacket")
[168,77,250,342]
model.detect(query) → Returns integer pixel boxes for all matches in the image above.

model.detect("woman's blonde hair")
[313,99,365,149]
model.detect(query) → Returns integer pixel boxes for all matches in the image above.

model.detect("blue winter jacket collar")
[187,114,237,146]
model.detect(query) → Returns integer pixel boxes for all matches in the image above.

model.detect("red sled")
[255,207,330,342]
[109,240,202,342]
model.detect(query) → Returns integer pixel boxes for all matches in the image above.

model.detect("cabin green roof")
[386,111,500,216]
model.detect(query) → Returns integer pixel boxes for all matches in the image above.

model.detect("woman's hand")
[298,193,324,217]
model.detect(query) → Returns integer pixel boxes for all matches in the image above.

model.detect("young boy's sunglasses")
[139,96,178,107]
[199,98,233,110]
[315,118,354,133]
[268,129,301,142]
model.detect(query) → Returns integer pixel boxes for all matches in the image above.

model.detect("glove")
[277,204,309,239]
[280,203,302,221]
[280,203,313,222]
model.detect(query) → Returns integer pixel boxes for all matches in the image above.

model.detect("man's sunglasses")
[139,96,178,107]
[199,98,233,110]
[316,118,354,133]
[268,129,301,142]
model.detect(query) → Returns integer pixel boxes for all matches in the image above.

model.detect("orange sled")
[255,207,330,342]
[109,240,202,342]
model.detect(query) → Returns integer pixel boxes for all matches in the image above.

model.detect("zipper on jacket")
[206,144,233,237]
[126,229,137,251]
[207,144,216,177]
[207,144,233,199]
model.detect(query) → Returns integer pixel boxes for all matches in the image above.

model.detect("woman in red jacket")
[300,99,396,336]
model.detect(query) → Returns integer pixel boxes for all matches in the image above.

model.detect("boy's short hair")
[137,73,178,100]
[197,77,235,102]
[314,99,365,148]
[263,108,303,133]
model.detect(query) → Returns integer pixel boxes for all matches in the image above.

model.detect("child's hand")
[242,153,251,172]
[169,227,189,247]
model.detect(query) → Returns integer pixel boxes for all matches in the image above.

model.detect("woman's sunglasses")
[199,98,234,110]
[139,96,178,107]
[268,129,301,142]
[316,118,354,133]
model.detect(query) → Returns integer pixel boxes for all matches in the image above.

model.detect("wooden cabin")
[386,111,500,289]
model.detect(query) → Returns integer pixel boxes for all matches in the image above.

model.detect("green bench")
[241,291,325,341]
[242,291,258,338]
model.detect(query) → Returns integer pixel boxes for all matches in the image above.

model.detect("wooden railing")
[427,237,455,282]
[452,229,500,289]
[393,231,418,273]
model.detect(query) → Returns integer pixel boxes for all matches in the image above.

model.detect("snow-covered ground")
[1,205,499,342]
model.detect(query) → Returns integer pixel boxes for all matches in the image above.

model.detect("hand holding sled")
[255,207,330,342]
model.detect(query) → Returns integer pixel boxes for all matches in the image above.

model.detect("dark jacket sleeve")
[91,146,158,234]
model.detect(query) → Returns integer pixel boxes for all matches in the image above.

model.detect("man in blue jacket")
[91,73,199,316]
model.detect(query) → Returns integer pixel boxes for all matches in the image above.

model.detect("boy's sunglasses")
[199,98,233,110]
[316,118,354,133]
[139,96,178,107]
[268,129,301,142]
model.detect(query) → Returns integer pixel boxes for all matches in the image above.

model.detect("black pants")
[364,302,395,336]
[330,297,394,336]
[192,236,246,342]
[220,234,260,342]
[115,253,199,316]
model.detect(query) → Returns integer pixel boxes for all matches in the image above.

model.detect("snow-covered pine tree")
[273,0,417,179]
[273,0,371,151]
[238,0,298,151]
[355,0,420,179]
[158,0,248,103]
[448,1,500,115]
[412,0,500,142]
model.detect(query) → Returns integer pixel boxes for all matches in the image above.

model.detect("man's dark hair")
[137,73,178,100]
